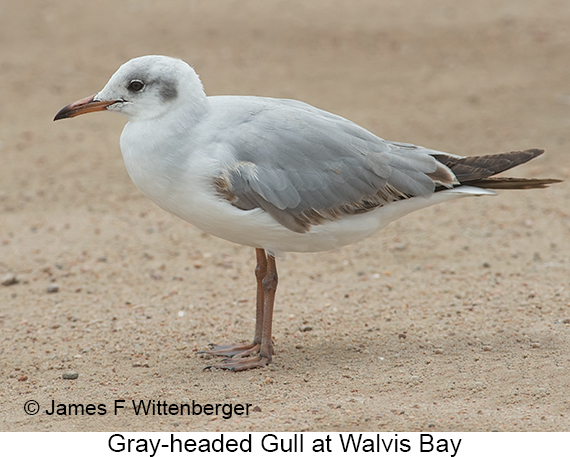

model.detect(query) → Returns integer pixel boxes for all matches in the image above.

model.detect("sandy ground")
[1,0,570,432]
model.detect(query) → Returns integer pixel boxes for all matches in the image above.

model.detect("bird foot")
[199,342,261,358]
[203,355,271,372]
[200,341,274,371]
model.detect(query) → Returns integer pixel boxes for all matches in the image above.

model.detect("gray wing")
[212,97,456,233]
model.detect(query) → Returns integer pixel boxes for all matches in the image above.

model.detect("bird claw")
[200,342,261,358]
[199,342,273,371]
[204,355,271,372]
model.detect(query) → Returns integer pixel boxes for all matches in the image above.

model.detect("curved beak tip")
[53,106,72,121]
[54,95,115,121]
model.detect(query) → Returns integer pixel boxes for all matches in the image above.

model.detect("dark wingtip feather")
[466,177,562,190]
[433,148,550,184]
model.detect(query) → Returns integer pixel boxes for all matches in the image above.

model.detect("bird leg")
[202,248,266,357]
[203,248,277,371]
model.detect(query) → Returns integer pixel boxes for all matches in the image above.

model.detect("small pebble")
[47,284,60,293]
[483,345,492,352]
[1,273,18,286]
[434,348,444,354]
[62,371,79,380]
[252,406,261,412]
[18,375,28,382]
[531,342,541,349]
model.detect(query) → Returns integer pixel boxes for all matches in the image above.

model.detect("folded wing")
[212,99,556,232]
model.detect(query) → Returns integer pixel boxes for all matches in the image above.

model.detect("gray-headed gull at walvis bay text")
[55,55,560,371]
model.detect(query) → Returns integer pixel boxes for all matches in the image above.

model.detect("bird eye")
[128,80,145,92]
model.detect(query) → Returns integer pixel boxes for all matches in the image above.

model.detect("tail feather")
[433,148,561,190]
[464,177,562,190]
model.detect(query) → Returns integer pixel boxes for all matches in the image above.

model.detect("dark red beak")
[54,95,118,121]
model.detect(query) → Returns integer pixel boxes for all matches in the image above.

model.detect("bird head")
[54,55,205,122]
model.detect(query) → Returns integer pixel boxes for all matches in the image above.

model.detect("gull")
[54,55,559,371]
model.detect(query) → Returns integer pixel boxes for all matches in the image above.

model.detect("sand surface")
[1,0,569,432]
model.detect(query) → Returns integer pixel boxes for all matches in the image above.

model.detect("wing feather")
[211,97,449,232]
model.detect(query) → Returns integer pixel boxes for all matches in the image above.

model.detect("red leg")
[200,248,266,357]
[203,249,277,371]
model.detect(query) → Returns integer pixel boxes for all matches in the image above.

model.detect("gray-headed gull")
[54,55,559,371]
